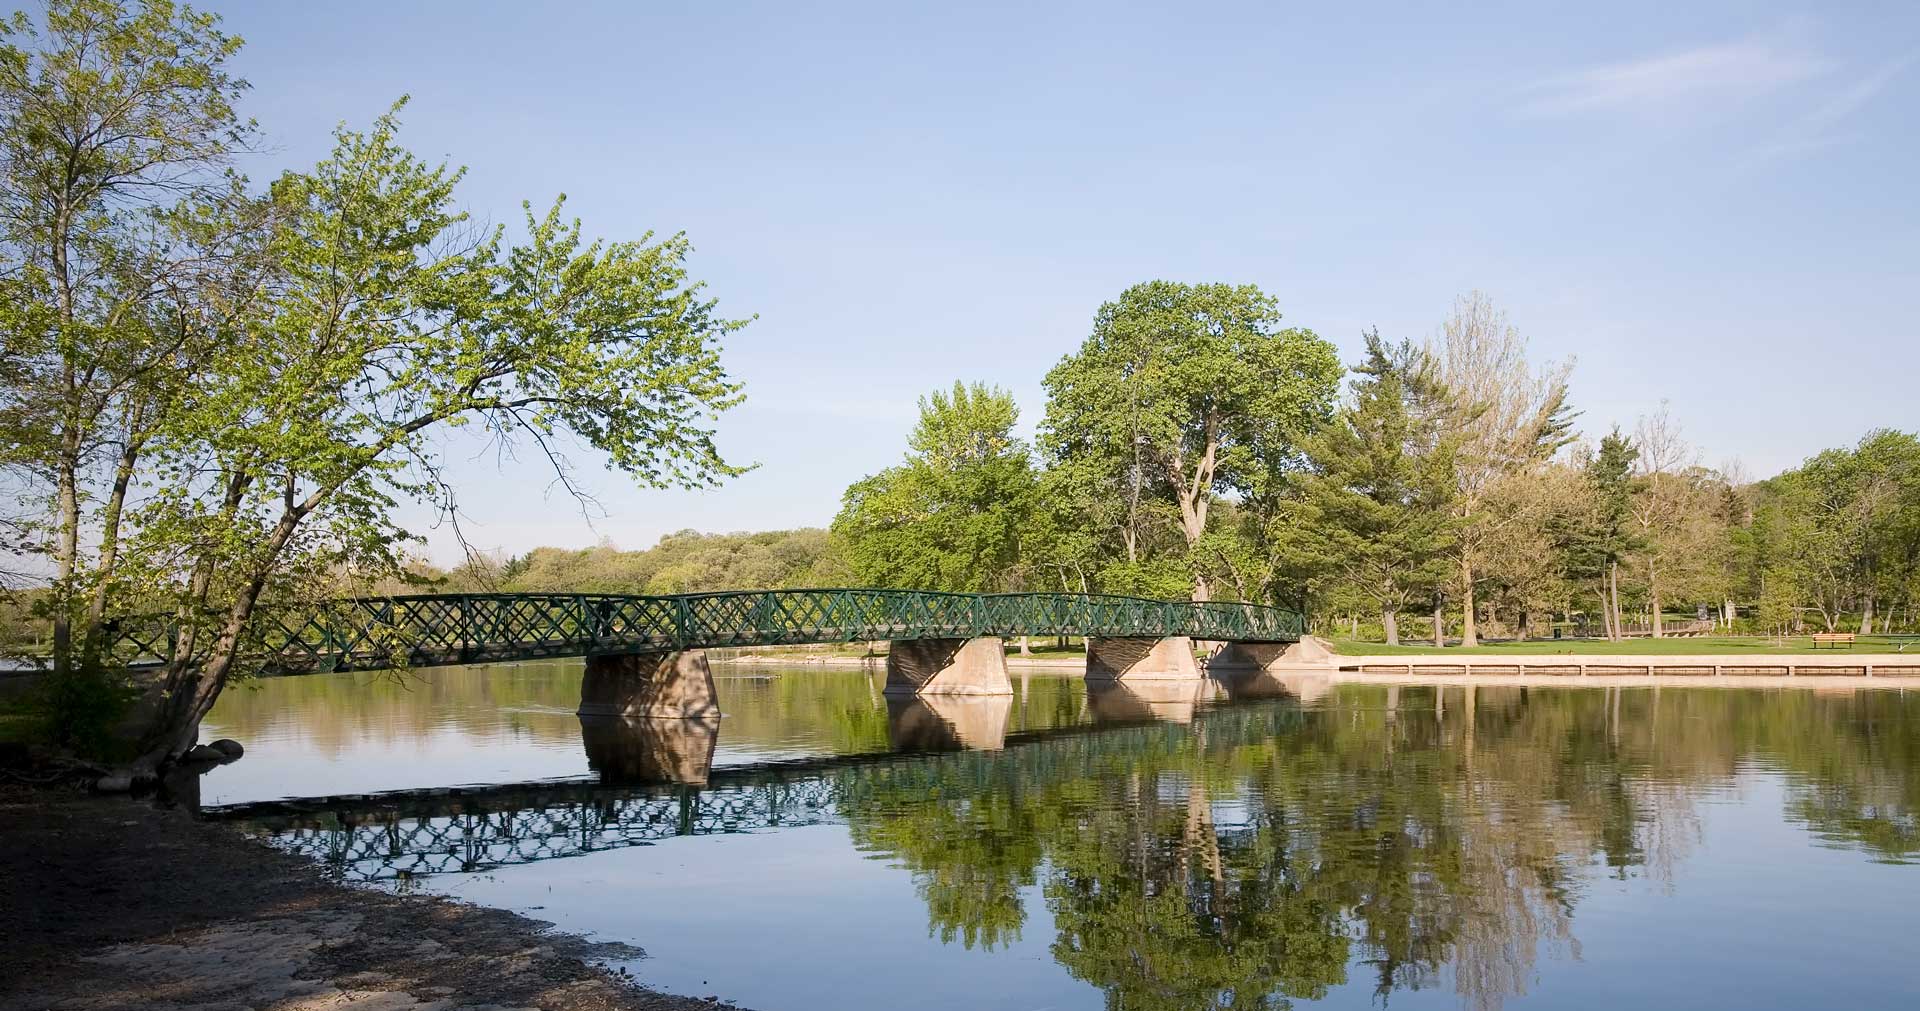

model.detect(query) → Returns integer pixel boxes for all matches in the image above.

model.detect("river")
[195,662,1920,1010]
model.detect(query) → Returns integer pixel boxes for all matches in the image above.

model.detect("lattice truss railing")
[102,589,1305,675]
[258,779,844,881]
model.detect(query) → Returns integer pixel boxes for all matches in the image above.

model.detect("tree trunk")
[1459,558,1478,647]
[50,441,80,679]
[1608,562,1624,642]
[1018,634,1032,656]
[1860,598,1875,636]
[1383,608,1400,647]
[1650,580,1664,638]
[1515,608,1530,641]
[1432,602,1445,648]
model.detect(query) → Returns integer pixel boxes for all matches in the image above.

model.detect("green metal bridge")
[104,589,1305,677]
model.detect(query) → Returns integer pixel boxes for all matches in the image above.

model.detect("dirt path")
[0,786,739,1011]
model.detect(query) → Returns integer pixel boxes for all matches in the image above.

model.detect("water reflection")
[1084,677,1219,724]
[202,671,1920,1011]
[580,715,721,785]
[885,695,1011,752]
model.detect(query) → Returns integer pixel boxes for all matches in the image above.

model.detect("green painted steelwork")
[101,589,1304,676]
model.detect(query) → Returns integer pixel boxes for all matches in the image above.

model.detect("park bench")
[1811,632,1856,650]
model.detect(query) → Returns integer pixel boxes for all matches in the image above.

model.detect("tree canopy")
[0,1,750,768]
[831,382,1040,593]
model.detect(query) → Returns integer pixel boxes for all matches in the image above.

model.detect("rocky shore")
[0,786,738,1011]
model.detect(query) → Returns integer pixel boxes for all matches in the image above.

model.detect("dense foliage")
[830,293,1919,641]
[0,1,747,766]
[440,529,835,596]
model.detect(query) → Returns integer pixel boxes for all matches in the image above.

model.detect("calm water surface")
[197,662,1920,1010]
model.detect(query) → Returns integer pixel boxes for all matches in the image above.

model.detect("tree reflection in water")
[841,684,1919,1011]
[220,677,1920,1011]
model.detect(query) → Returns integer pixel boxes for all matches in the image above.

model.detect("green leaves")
[1039,280,1343,600]
[1287,332,1458,634]
[1,7,753,756]
[832,383,1039,593]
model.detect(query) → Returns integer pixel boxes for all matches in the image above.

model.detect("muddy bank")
[0,786,740,1011]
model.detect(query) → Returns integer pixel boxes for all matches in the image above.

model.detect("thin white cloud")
[1520,38,1830,117]
[1747,49,1918,164]
[1801,51,1916,129]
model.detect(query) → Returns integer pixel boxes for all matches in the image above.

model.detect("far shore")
[721,643,1920,683]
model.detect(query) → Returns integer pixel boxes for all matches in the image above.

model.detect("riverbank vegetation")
[0,1,750,768]
[812,289,1917,647]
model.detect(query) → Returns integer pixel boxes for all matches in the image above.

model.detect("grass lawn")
[729,639,1092,659]
[1327,635,1911,656]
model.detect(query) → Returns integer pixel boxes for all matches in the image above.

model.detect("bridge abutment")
[578,650,721,718]
[1085,636,1202,681]
[884,636,1013,696]
[1208,635,1335,673]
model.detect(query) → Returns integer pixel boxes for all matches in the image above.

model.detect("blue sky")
[217,1,1919,561]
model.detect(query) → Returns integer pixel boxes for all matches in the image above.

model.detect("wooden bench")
[1811,632,1856,650]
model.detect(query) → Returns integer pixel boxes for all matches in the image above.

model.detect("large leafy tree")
[1041,281,1341,601]
[0,0,255,689]
[1,2,750,773]
[831,381,1039,593]
[1751,429,1920,632]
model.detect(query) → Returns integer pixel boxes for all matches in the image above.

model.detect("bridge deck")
[103,588,1304,677]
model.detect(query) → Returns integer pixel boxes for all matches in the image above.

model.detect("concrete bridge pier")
[884,637,1014,696]
[1210,636,1336,704]
[578,650,721,719]
[1085,636,1202,681]
[1207,635,1335,674]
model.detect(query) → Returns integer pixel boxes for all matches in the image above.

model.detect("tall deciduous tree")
[1041,281,1341,601]
[2,5,752,774]
[831,382,1039,593]
[1429,292,1574,645]
[0,0,256,700]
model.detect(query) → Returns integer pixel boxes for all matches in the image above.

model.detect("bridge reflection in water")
[204,675,1316,884]
[195,673,1920,1011]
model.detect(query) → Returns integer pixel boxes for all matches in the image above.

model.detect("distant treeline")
[414,529,840,597]
[397,288,1920,646]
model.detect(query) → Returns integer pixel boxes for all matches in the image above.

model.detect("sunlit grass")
[1328,635,1915,656]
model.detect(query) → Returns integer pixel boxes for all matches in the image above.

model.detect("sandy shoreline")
[0,787,738,1011]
